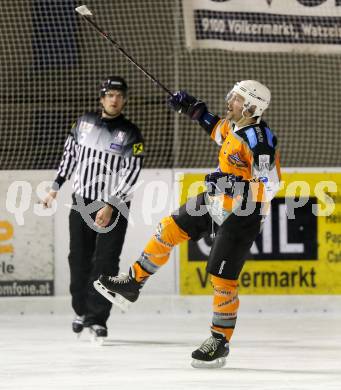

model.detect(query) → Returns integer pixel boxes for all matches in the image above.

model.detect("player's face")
[225,92,245,122]
[101,90,126,118]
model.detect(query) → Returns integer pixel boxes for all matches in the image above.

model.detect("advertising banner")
[182,0,341,53]
[0,171,54,297]
[178,171,341,294]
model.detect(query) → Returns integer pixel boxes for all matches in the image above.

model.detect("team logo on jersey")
[133,143,144,155]
[227,152,248,168]
[114,130,125,143]
[259,154,270,171]
[79,121,93,133]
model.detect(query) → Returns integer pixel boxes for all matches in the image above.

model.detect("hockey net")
[0,0,340,170]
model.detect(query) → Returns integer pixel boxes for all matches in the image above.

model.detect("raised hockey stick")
[75,5,173,96]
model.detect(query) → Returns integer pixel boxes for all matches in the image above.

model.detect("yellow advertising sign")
[178,172,341,295]
[0,221,14,255]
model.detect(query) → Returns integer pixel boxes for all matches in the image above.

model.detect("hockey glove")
[205,172,245,197]
[168,90,207,120]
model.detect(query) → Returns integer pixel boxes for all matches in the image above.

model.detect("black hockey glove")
[168,90,207,121]
[205,172,245,197]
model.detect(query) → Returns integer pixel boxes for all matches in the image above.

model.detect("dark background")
[0,0,340,170]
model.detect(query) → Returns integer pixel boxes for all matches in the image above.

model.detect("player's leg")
[191,211,262,368]
[94,193,211,310]
[93,214,190,310]
[68,194,97,334]
[85,204,130,338]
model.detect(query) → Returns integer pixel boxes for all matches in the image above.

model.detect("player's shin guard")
[210,275,239,341]
[191,276,238,368]
[133,216,190,282]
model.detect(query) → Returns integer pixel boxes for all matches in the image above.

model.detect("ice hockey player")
[94,80,281,366]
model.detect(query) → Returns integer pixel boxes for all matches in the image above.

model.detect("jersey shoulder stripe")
[238,123,276,152]
[264,127,274,148]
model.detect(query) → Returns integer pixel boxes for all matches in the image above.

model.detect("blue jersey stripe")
[265,127,274,147]
[245,128,258,148]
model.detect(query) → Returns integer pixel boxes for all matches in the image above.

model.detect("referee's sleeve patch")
[133,142,144,155]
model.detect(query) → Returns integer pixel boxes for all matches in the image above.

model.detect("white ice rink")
[1,296,341,390]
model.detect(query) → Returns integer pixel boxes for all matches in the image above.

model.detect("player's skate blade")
[191,357,227,369]
[93,280,131,312]
[89,331,105,345]
[191,331,229,369]
[88,325,107,346]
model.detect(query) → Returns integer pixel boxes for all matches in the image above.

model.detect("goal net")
[0,0,340,170]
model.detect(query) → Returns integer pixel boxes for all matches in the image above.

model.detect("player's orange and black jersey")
[210,118,281,212]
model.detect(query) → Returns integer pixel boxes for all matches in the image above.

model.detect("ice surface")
[1,311,341,390]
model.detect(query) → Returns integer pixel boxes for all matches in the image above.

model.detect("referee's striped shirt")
[52,112,144,204]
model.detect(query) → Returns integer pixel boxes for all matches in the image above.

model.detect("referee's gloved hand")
[168,90,207,120]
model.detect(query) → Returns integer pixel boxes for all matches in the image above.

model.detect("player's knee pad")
[141,216,189,268]
[156,216,189,247]
[211,275,239,341]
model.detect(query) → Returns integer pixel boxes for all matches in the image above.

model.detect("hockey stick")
[75,5,173,96]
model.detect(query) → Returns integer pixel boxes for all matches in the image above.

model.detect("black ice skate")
[191,330,229,369]
[72,315,85,334]
[93,267,143,312]
[89,324,108,345]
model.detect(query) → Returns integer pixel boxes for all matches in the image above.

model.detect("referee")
[43,76,144,339]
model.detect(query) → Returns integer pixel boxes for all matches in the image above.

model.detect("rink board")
[178,171,341,295]
[0,171,54,297]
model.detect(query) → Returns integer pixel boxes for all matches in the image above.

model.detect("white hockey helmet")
[226,80,271,118]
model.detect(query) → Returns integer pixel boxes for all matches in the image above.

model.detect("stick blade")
[75,5,93,16]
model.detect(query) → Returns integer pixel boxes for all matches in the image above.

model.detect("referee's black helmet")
[100,76,128,97]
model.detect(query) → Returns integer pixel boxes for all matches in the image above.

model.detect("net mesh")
[0,0,340,170]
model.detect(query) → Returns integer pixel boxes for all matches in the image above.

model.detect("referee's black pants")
[68,194,129,327]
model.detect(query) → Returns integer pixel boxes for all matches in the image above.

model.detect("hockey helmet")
[226,80,271,117]
[100,76,128,96]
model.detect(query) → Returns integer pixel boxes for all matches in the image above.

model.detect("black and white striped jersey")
[52,112,144,204]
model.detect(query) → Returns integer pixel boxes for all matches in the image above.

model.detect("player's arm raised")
[168,91,221,136]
